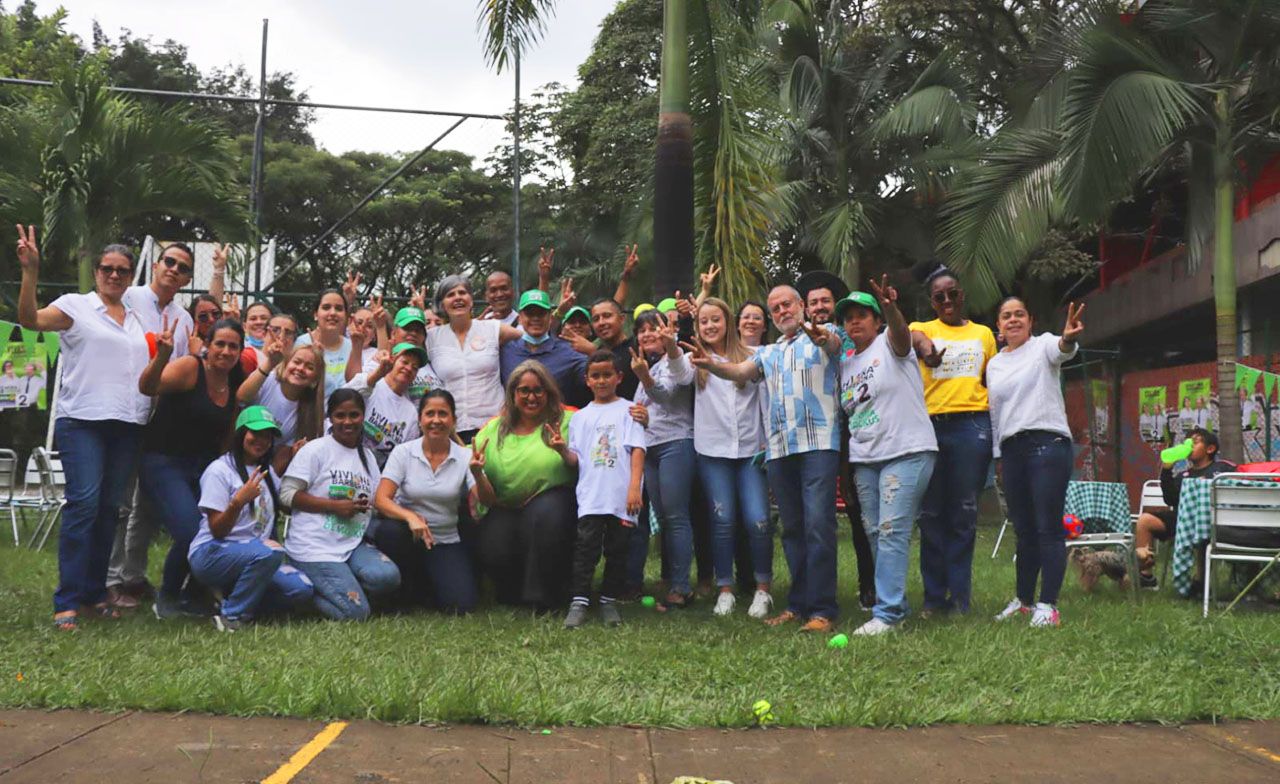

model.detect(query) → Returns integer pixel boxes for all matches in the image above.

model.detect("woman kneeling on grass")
[373,389,488,614]
[836,278,937,637]
[280,389,400,621]
[987,298,1084,628]
[188,406,314,632]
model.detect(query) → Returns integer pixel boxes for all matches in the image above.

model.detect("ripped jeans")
[293,543,401,621]
[700,454,774,588]
[854,451,937,625]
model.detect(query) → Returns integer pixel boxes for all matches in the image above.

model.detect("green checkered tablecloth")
[1064,481,1131,534]
[1172,477,1278,597]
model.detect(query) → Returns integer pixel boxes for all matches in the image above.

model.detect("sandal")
[663,592,694,609]
[53,611,79,631]
[764,610,798,627]
[799,616,834,633]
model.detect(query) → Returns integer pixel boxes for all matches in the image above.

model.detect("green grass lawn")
[2,519,1278,729]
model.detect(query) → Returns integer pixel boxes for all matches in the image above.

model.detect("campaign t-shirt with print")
[838,332,938,463]
[907,319,997,415]
[189,454,280,556]
[568,397,646,522]
[341,373,421,462]
[362,355,444,405]
[284,435,381,563]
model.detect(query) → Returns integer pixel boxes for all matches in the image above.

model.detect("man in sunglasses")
[108,242,198,609]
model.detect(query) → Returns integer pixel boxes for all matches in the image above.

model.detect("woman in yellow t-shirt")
[907,262,997,616]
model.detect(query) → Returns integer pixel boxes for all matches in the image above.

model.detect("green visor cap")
[834,291,882,319]
[391,342,429,364]
[235,405,282,434]
[517,289,554,311]
[563,305,590,322]
[656,297,679,314]
[394,306,427,328]
[633,303,656,318]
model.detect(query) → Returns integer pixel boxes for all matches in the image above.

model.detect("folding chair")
[1,448,26,545]
[27,447,67,551]
[1129,480,1171,583]
[1203,474,1280,617]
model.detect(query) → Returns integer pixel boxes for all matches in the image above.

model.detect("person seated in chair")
[1134,427,1234,590]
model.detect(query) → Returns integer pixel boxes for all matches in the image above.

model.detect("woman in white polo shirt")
[373,389,486,614]
[987,298,1084,628]
[16,227,151,631]
[424,275,522,443]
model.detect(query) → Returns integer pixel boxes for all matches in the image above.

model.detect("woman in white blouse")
[630,310,696,608]
[987,298,1084,629]
[16,227,152,631]
[684,297,774,619]
[423,275,522,443]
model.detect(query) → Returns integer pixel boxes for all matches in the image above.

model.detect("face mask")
[522,331,551,346]
[246,335,265,349]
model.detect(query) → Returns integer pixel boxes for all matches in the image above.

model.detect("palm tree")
[934,0,1280,461]
[2,64,245,291]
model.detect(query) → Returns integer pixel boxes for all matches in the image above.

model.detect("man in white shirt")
[107,242,197,608]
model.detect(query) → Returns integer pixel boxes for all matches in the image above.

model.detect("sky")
[37,0,617,164]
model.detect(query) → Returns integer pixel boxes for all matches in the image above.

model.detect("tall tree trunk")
[1213,92,1242,462]
[77,248,93,293]
[653,0,693,301]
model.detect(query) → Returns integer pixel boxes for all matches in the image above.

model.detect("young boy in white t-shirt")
[553,351,646,628]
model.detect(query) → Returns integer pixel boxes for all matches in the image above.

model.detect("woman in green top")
[473,360,577,609]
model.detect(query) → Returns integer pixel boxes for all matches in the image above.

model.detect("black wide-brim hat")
[795,270,849,303]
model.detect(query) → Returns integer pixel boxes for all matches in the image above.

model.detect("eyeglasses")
[196,311,220,323]
[931,289,962,304]
[515,386,546,398]
[97,265,132,278]
[161,256,193,276]
[268,325,298,338]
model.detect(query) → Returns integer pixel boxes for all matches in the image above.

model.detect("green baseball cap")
[834,291,882,319]
[563,305,590,323]
[235,405,282,434]
[656,297,679,314]
[517,289,554,311]
[391,342,429,364]
[394,306,426,328]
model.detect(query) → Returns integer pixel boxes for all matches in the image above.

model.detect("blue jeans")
[52,418,143,613]
[701,454,773,587]
[137,451,205,599]
[188,539,314,620]
[766,449,840,620]
[646,439,696,594]
[918,412,992,613]
[1000,431,1073,606]
[293,542,401,621]
[854,451,937,625]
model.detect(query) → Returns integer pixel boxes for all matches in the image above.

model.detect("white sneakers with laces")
[994,598,1029,621]
[1029,602,1060,627]
[713,591,736,616]
[851,617,896,636]
[747,590,773,619]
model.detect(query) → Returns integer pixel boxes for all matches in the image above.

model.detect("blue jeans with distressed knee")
[701,454,773,587]
[854,451,937,625]
[293,542,400,621]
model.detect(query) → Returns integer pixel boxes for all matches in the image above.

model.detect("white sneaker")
[713,591,736,616]
[993,598,1029,621]
[747,590,773,619]
[851,617,896,636]
[1030,602,1060,627]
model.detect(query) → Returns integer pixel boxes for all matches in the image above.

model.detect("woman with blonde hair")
[237,335,325,443]
[685,297,774,618]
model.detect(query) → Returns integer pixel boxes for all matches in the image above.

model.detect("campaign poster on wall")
[1138,386,1167,446]
[1177,378,1213,435]
[0,341,48,410]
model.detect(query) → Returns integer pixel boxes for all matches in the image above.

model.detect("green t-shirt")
[475,412,575,508]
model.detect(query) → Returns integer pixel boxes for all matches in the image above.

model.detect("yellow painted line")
[1214,730,1280,765]
[261,721,349,784]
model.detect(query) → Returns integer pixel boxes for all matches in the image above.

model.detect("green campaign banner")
[1235,363,1263,394]
[0,341,48,410]
[1138,386,1167,445]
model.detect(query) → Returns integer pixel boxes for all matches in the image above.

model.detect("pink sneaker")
[1030,603,1060,627]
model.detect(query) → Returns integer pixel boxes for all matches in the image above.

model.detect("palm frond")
[476,0,558,72]
[871,50,975,144]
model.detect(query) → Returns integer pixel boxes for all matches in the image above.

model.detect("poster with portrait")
[0,341,48,410]
[1138,386,1167,446]
[1177,378,1213,435]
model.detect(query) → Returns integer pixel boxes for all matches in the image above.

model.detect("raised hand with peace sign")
[15,224,39,270]
[1061,301,1086,347]
[621,244,639,280]
[538,246,555,290]
[342,270,362,308]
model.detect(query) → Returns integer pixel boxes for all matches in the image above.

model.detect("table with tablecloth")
[1171,476,1279,597]
[1064,481,1132,534]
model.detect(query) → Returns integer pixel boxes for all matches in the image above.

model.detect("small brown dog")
[1070,548,1130,592]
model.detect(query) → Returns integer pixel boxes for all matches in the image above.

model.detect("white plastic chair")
[1,449,27,545]
[990,480,1011,558]
[26,447,67,551]
[1203,474,1280,617]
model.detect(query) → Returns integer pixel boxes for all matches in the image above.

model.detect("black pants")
[373,518,478,613]
[475,485,577,609]
[571,514,630,602]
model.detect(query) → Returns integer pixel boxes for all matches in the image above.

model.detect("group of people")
[15,225,1088,635]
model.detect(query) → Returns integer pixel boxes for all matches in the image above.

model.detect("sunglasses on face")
[161,256,194,276]
[196,311,221,323]
[931,289,962,304]
[97,265,133,279]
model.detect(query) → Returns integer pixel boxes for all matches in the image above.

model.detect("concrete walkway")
[3,709,1280,782]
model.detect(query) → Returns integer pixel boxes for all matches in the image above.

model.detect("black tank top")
[144,358,244,461]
